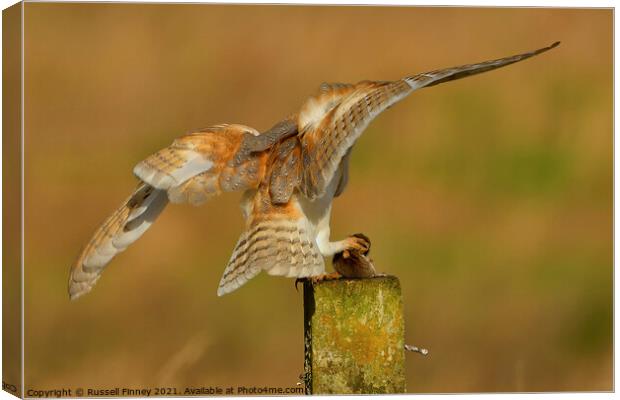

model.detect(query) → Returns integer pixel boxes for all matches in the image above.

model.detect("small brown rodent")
[332,233,377,278]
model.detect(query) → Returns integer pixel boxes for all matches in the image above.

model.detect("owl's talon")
[294,272,342,290]
[333,233,376,278]
[346,233,371,254]
[310,272,342,284]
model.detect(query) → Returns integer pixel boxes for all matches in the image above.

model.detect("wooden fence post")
[302,275,406,394]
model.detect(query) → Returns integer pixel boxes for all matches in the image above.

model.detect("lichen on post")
[302,275,406,394]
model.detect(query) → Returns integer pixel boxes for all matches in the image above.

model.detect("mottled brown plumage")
[69,42,559,299]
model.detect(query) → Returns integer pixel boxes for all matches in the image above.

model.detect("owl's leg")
[315,227,369,257]
[295,230,370,289]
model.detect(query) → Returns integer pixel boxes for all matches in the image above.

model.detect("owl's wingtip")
[68,288,85,301]
[531,41,560,57]
[68,277,88,301]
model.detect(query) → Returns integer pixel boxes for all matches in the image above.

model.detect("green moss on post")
[303,276,406,394]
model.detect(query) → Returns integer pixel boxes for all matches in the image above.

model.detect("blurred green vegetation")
[22,4,611,393]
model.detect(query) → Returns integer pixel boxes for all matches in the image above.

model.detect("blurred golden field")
[21,4,611,393]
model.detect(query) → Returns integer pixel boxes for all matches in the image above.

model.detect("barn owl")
[68,42,559,299]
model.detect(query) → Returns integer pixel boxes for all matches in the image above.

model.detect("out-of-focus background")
[23,4,611,393]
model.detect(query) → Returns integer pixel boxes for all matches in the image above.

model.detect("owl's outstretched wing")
[133,124,270,205]
[69,124,270,299]
[68,183,168,299]
[298,42,560,200]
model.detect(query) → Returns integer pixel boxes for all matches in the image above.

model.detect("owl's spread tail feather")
[217,214,324,296]
[68,183,168,300]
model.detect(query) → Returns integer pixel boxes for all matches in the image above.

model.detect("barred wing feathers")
[68,184,168,299]
[69,124,269,299]
[134,124,268,205]
[298,42,560,200]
